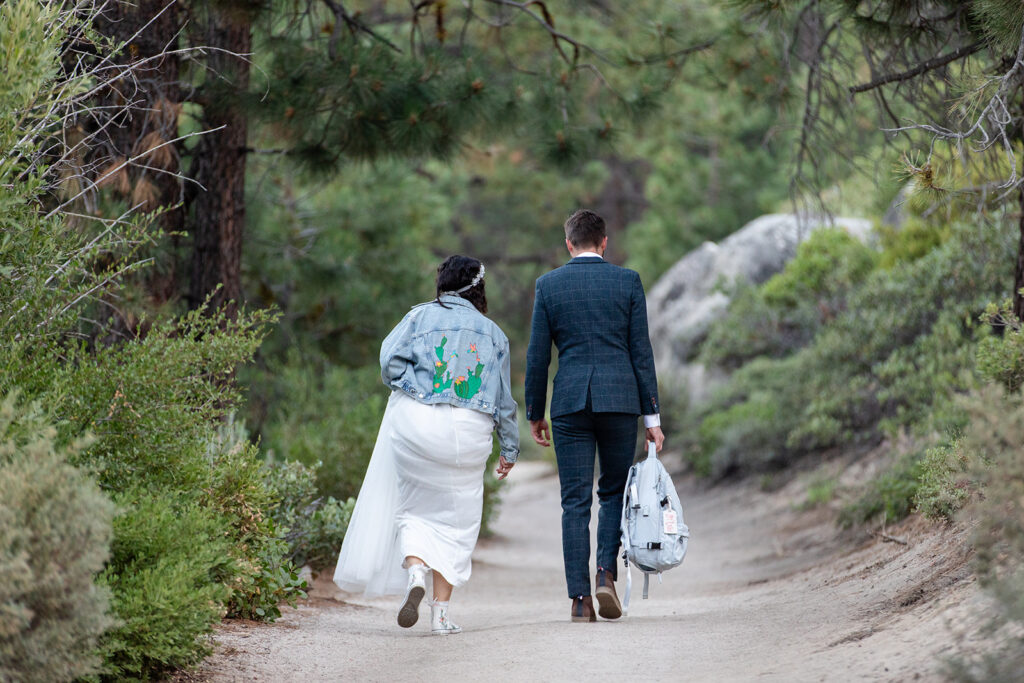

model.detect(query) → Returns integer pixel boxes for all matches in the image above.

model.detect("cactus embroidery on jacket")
[432,336,455,393]
[432,337,485,399]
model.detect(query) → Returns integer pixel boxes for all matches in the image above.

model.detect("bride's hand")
[495,455,515,480]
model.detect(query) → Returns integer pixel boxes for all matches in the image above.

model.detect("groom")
[525,209,663,623]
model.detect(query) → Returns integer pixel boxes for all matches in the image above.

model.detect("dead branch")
[850,41,985,94]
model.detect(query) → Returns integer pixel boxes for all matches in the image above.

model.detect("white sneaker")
[430,600,462,635]
[397,565,428,628]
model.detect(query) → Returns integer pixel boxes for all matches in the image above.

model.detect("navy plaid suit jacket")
[525,256,659,420]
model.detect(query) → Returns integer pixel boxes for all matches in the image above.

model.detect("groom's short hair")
[564,209,606,249]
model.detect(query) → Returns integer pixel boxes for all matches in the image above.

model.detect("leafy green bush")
[692,353,811,477]
[693,221,1013,476]
[802,476,837,509]
[702,228,878,369]
[263,459,355,571]
[838,452,924,527]
[96,490,234,680]
[946,388,1024,681]
[198,434,308,620]
[0,395,115,683]
[913,438,983,521]
[876,217,950,268]
[976,300,1024,394]
[254,359,387,500]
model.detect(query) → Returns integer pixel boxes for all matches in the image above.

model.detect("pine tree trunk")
[188,14,251,318]
[1015,183,1024,320]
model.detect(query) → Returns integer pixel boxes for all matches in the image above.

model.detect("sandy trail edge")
[185,460,995,683]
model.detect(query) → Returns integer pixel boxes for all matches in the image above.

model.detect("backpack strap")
[620,464,637,616]
[642,572,650,600]
[622,559,632,615]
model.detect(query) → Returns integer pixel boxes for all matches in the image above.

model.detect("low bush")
[913,438,983,521]
[95,490,234,680]
[976,300,1024,394]
[253,359,387,500]
[838,452,924,527]
[199,432,308,620]
[264,459,355,571]
[946,387,1024,681]
[692,221,1013,476]
[701,228,877,369]
[0,395,114,683]
[802,476,837,509]
[876,217,950,268]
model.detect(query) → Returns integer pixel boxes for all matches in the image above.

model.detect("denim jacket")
[380,295,520,462]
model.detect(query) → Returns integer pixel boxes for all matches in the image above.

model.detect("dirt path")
[190,460,989,682]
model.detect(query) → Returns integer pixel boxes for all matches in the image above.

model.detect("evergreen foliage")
[262,459,356,571]
[701,229,877,369]
[0,1,315,677]
[0,395,115,683]
[946,387,1024,681]
[691,220,1013,479]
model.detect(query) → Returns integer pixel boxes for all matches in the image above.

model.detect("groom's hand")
[530,419,551,447]
[646,426,665,453]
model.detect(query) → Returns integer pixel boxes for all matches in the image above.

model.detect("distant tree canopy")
[84,0,708,319]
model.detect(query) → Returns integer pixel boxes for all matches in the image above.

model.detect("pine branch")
[319,0,401,54]
[850,41,985,94]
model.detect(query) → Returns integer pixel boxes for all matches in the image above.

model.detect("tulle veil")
[333,391,407,596]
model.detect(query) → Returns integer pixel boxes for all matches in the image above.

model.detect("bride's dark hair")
[436,255,487,314]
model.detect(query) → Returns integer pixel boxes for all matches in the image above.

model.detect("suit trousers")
[551,403,639,598]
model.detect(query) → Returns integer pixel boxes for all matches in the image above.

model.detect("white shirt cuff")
[643,414,661,428]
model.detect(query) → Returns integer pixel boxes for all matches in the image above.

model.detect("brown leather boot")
[594,568,622,620]
[570,595,597,623]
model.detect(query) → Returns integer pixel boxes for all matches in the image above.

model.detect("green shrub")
[691,354,811,477]
[914,438,983,521]
[254,359,387,500]
[198,434,308,620]
[802,476,837,509]
[697,390,781,477]
[838,452,924,527]
[876,216,950,268]
[701,228,877,369]
[0,395,114,683]
[263,459,354,571]
[693,221,1013,476]
[297,498,356,569]
[228,530,307,621]
[976,300,1024,394]
[96,490,235,681]
[946,388,1024,681]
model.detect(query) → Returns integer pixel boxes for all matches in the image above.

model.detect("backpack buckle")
[646,542,662,550]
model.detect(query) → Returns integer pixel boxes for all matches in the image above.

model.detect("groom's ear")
[565,238,574,255]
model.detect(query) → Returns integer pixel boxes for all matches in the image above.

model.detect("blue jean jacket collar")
[437,294,478,310]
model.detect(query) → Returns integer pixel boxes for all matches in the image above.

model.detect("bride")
[334,255,520,635]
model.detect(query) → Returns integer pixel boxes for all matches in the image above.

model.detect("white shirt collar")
[574,251,603,259]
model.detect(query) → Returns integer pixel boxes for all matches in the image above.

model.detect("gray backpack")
[620,442,689,613]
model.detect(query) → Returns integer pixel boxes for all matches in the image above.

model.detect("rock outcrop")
[647,213,873,406]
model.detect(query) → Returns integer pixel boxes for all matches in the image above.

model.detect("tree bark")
[1015,183,1024,320]
[188,12,252,318]
[95,0,183,306]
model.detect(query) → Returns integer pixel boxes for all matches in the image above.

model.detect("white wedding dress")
[334,390,494,595]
